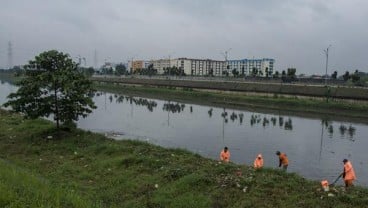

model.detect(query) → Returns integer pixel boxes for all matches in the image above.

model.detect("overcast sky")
[1,0,367,75]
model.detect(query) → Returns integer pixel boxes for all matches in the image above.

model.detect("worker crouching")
[220,147,230,163]
[254,154,264,169]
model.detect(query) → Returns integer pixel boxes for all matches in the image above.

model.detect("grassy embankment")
[95,83,368,120]
[1,109,368,207]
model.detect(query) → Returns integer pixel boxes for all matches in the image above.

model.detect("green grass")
[95,83,368,120]
[1,109,368,207]
[0,159,95,208]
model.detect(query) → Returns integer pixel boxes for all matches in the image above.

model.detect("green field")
[1,109,368,207]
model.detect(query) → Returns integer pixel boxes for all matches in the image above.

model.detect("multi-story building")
[170,58,192,75]
[170,58,225,76]
[228,58,275,77]
[146,57,275,77]
[150,59,170,74]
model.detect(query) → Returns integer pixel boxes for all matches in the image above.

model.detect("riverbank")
[1,109,367,207]
[91,76,368,100]
[95,82,368,122]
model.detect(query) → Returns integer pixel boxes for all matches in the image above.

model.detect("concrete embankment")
[91,77,368,100]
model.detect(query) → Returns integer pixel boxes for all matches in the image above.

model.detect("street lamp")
[324,45,331,85]
[221,48,232,76]
[168,52,175,77]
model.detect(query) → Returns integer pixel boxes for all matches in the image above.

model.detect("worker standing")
[342,159,356,187]
[254,154,264,169]
[276,151,288,171]
[220,147,230,163]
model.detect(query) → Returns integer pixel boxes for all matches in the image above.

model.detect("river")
[0,79,367,186]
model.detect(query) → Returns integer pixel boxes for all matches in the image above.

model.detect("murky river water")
[1,79,367,186]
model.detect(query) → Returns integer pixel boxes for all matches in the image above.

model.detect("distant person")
[254,154,264,169]
[276,151,288,170]
[220,147,230,163]
[342,159,356,187]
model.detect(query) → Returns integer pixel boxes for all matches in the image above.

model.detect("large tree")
[4,50,96,129]
[115,63,126,75]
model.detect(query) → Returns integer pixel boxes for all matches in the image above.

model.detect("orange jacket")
[279,153,288,166]
[220,150,230,162]
[344,161,356,181]
[254,154,264,169]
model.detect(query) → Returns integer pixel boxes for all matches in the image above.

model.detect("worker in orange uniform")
[220,147,230,163]
[342,159,356,187]
[254,154,264,169]
[276,151,288,170]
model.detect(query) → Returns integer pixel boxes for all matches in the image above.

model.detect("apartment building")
[150,59,170,74]
[142,57,274,77]
[228,58,275,77]
[170,58,225,76]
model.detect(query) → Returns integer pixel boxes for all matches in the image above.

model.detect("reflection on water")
[320,118,357,140]
[0,80,367,187]
[163,102,185,113]
[103,93,360,140]
[100,92,363,136]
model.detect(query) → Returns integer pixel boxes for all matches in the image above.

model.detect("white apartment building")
[170,58,225,76]
[228,59,275,77]
[170,58,192,75]
[147,57,274,77]
[150,59,170,74]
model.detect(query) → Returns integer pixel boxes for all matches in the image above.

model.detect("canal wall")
[91,77,368,100]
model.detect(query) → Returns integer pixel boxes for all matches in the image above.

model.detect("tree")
[115,63,126,75]
[4,50,96,129]
[146,64,157,76]
[251,67,258,77]
[351,70,360,83]
[231,68,239,77]
[79,67,95,77]
[209,68,214,77]
[102,67,113,75]
[287,68,296,78]
[342,71,350,81]
[281,70,286,77]
[273,71,280,78]
[331,71,338,79]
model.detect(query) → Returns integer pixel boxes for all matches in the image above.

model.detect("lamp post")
[221,48,232,76]
[324,45,331,85]
[168,52,175,77]
[129,54,138,75]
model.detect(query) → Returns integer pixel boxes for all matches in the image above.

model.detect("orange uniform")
[220,150,230,162]
[343,161,356,186]
[254,154,264,169]
[279,153,288,166]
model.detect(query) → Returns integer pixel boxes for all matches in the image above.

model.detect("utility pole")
[131,57,134,74]
[129,55,138,75]
[324,45,331,85]
[7,41,13,69]
[168,52,175,77]
[94,50,98,69]
[221,48,231,75]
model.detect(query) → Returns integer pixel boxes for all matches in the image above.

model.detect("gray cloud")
[0,0,367,75]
